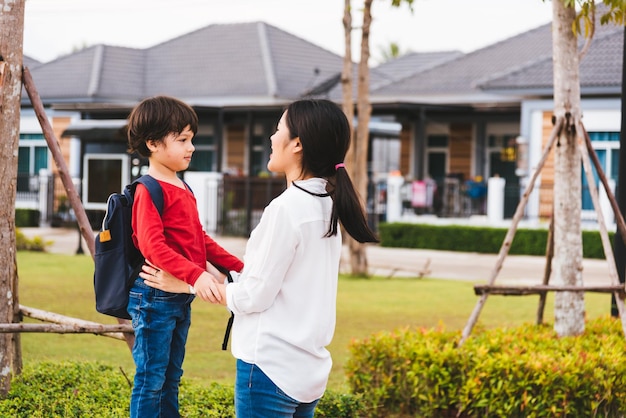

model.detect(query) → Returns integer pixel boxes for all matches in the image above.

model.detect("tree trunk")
[346,0,374,276]
[341,0,354,162]
[0,0,26,395]
[552,0,585,336]
[342,0,371,276]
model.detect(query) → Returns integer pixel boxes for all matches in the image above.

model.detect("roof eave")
[480,85,621,97]
[371,92,524,106]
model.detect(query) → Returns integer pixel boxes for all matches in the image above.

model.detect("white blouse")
[225,177,342,403]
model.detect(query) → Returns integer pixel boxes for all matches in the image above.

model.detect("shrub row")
[15,209,40,227]
[379,222,613,259]
[346,316,626,417]
[0,361,365,417]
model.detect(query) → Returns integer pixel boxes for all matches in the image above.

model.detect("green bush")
[0,361,365,417]
[15,209,40,228]
[178,381,235,418]
[15,228,48,252]
[316,390,366,418]
[346,326,464,417]
[346,316,626,417]
[379,223,614,259]
[0,362,131,417]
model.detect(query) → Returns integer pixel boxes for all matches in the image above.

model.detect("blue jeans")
[127,278,194,418]
[235,360,319,418]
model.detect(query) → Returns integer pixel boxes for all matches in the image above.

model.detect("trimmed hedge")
[0,361,365,417]
[379,222,613,259]
[346,316,626,417]
[15,209,39,228]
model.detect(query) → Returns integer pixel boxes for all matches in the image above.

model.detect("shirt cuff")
[229,271,240,283]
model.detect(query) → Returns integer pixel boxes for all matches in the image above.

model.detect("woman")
[142,99,378,417]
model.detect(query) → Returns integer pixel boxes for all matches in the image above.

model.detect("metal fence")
[16,171,56,225]
[219,176,287,236]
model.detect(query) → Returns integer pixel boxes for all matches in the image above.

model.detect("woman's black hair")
[285,99,379,243]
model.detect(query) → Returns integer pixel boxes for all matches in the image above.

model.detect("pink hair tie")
[335,163,345,170]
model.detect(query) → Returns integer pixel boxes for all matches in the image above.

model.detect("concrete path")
[19,227,613,286]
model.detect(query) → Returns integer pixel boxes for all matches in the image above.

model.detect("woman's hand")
[141,260,224,304]
[204,263,229,305]
[140,261,189,293]
[192,272,224,304]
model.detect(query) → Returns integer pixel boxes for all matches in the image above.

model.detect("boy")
[126,95,243,417]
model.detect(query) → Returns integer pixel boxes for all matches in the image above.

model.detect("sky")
[23,0,555,64]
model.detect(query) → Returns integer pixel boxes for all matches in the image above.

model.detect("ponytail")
[326,166,379,243]
[284,98,379,243]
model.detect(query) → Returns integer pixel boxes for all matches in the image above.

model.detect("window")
[425,135,448,182]
[83,153,129,210]
[18,133,49,192]
[371,137,400,177]
[189,125,217,172]
[582,131,619,214]
[250,122,272,176]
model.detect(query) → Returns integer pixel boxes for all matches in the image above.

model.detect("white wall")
[520,98,622,223]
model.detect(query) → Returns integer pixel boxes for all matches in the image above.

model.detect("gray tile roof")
[371,6,622,105]
[23,55,41,69]
[479,28,623,95]
[26,22,345,108]
[373,50,464,84]
[300,65,395,102]
[23,11,622,110]
[372,24,555,101]
[27,45,144,103]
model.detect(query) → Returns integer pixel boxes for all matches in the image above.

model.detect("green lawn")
[16,251,613,392]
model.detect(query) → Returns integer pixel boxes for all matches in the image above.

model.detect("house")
[20,22,371,230]
[18,13,623,232]
[367,10,622,222]
[480,26,623,224]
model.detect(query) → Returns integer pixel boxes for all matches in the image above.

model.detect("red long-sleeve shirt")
[132,180,243,286]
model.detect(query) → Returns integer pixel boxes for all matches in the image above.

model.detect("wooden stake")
[459,116,564,346]
[0,324,132,334]
[580,123,626,245]
[21,67,134,350]
[536,214,554,324]
[19,305,132,340]
[22,67,95,257]
[578,134,626,337]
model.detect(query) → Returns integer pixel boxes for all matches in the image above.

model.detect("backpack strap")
[221,270,235,351]
[183,180,194,195]
[132,175,165,216]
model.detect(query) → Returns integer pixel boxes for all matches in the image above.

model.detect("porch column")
[413,109,426,179]
[38,169,50,226]
[69,136,81,178]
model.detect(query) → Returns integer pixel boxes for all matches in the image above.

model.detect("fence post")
[386,173,404,223]
[38,169,50,227]
[487,177,506,223]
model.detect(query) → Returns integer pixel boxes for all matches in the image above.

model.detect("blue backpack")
[93,175,234,349]
[93,175,163,319]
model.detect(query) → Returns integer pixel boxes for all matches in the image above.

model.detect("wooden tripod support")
[459,116,626,345]
[13,67,135,350]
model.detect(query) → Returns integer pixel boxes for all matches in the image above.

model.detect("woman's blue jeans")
[127,278,194,418]
[235,359,320,418]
